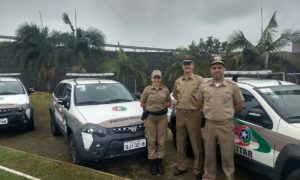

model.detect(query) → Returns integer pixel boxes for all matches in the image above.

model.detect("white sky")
[0,0,299,51]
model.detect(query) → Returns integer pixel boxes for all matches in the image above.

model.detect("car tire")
[171,124,194,157]
[69,133,85,165]
[287,168,300,180]
[51,113,61,136]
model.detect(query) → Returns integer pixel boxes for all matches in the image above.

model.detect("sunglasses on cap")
[182,61,193,66]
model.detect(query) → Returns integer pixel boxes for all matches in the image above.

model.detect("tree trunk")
[265,52,269,68]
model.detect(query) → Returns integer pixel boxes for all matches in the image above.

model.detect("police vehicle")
[168,71,300,180]
[49,73,146,165]
[0,73,34,131]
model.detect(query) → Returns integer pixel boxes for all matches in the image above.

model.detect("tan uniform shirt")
[197,79,244,121]
[141,85,171,112]
[173,74,204,110]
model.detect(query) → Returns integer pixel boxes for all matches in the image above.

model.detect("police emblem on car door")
[234,89,274,167]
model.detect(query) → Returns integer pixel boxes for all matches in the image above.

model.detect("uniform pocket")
[223,91,232,104]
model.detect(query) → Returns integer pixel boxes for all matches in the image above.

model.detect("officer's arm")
[234,101,244,114]
[196,85,204,110]
[140,88,148,108]
[233,85,244,114]
[165,90,172,108]
[172,80,178,100]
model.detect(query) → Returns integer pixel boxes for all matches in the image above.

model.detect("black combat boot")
[157,158,165,175]
[150,159,158,175]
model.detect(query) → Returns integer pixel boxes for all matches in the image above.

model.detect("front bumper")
[0,107,33,129]
[73,126,147,160]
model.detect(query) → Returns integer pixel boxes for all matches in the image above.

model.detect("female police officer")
[140,70,171,175]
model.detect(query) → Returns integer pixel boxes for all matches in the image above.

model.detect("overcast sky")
[0,0,299,51]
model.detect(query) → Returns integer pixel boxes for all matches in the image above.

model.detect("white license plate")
[0,118,8,125]
[124,139,146,151]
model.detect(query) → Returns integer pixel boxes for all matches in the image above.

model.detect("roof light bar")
[0,73,21,76]
[66,73,114,77]
[225,70,272,76]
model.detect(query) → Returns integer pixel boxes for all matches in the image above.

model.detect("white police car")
[49,73,146,165]
[0,73,34,131]
[169,71,300,180]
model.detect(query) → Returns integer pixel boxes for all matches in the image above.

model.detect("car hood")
[291,123,300,130]
[0,94,28,108]
[76,101,144,128]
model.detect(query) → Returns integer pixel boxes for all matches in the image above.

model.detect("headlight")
[81,123,107,137]
[17,103,30,112]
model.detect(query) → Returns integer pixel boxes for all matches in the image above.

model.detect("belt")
[176,108,198,112]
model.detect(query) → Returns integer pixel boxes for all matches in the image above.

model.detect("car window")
[55,83,67,98]
[75,83,135,105]
[53,83,62,97]
[235,88,272,128]
[0,81,25,95]
[63,84,72,97]
[258,85,300,123]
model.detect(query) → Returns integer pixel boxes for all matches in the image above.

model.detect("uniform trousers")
[202,119,235,180]
[176,109,204,175]
[145,114,168,159]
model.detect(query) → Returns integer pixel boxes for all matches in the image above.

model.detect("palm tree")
[14,23,55,91]
[53,12,105,72]
[164,47,189,82]
[164,47,210,82]
[228,11,300,68]
[97,48,148,89]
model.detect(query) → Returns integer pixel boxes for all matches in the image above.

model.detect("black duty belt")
[148,108,168,116]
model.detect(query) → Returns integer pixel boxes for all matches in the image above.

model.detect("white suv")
[169,73,300,180]
[0,74,34,131]
[49,74,146,165]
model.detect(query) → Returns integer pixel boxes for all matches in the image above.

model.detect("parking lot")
[0,92,270,180]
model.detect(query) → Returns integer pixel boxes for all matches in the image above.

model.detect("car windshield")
[75,83,135,106]
[258,85,300,123]
[0,81,25,95]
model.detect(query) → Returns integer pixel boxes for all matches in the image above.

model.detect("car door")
[234,88,275,167]
[57,84,72,133]
[53,83,67,132]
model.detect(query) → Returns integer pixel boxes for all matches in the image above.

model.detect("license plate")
[0,118,8,125]
[124,139,146,151]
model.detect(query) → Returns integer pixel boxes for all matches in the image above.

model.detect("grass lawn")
[0,169,27,180]
[0,145,123,180]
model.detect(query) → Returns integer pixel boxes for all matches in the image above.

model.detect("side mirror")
[248,108,272,129]
[58,96,70,109]
[28,88,35,95]
[134,93,141,100]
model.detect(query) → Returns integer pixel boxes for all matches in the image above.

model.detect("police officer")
[197,56,244,180]
[140,70,171,175]
[173,55,204,178]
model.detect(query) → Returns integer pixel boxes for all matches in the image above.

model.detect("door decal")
[234,118,271,153]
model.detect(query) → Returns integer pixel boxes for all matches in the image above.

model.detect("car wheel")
[51,113,61,136]
[69,133,85,165]
[287,168,300,180]
[171,123,194,157]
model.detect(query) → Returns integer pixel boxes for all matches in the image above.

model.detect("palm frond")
[62,13,75,33]
[271,29,300,52]
[227,30,254,51]
[257,11,278,51]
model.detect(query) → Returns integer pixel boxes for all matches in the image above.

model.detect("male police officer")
[197,56,244,180]
[173,55,204,178]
